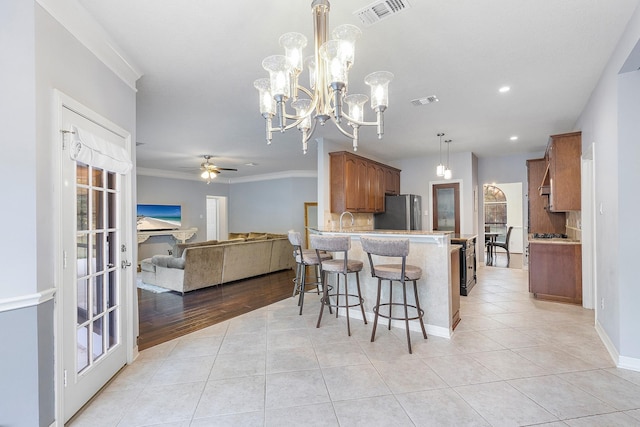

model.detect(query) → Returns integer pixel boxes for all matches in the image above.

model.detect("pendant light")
[436,132,445,176]
[444,139,452,180]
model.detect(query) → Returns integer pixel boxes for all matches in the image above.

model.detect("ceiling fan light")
[201,170,209,179]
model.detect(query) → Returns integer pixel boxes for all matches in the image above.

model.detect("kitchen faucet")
[339,211,354,231]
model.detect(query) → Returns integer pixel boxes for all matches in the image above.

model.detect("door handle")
[121,260,132,269]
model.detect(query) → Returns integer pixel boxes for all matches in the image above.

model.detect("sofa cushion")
[151,254,173,268]
[228,232,248,239]
[246,232,268,241]
[167,257,186,269]
[140,258,155,272]
[174,240,218,257]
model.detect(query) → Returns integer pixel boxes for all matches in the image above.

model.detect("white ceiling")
[77,0,639,179]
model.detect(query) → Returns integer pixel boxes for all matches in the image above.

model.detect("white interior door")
[60,104,132,422]
[207,196,228,240]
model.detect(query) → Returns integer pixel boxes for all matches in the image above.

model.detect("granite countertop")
[529,238,582,245]
[310,228,448,236]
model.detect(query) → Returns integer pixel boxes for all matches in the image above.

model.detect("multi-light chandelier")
[254,0,393,154]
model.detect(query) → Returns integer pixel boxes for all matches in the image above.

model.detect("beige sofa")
[140,233,294,294]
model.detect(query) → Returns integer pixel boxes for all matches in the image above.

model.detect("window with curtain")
[484,184,507,235]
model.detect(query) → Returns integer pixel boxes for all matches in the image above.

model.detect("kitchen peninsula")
[309,228,459,338]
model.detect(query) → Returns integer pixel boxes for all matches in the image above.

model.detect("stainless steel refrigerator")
[374,194,422,230]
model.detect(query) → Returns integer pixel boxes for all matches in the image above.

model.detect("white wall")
[0,2,138,425]
[575,4,640,366]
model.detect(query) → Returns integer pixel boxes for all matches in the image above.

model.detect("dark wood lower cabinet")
[450,246,461,329]
[451,236,477,296]
[529,242,582,304]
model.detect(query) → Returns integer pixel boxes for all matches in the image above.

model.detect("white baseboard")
[340,307,452,339]
[595,321,640,372]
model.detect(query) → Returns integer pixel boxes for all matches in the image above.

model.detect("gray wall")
[575,4,640,363]
[136,175,230,259]
[0,2,137,425]
[136,174,317,259]
[228,177,317,234]
[397,151,476,234]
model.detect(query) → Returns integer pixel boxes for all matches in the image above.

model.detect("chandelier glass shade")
[254,0,393,154]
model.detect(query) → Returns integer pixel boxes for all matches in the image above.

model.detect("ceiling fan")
[200,155,237,183]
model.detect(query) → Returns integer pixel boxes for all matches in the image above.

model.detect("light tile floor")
[70,265,640,427]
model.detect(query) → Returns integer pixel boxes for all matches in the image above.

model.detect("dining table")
[485,232,499,266]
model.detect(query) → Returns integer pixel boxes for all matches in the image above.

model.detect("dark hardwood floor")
[137,269,296,350]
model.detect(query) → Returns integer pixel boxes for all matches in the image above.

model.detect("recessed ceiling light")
[499,86,511,93]
[510,136,518,141]
[244,162,258,166]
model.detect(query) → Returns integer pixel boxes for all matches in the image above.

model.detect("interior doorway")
[206,196,228,241]
[482,182,523,268]
[304,202,318,249]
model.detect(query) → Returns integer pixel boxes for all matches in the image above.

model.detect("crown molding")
[136,167,317,184]
[37,0,142,90]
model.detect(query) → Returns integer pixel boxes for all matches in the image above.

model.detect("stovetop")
[532,233,568,239]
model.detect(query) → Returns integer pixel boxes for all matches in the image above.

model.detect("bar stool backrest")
[309,235,350,253]
[360,237,409,257]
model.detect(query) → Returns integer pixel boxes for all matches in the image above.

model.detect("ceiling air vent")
[411,95,439,106]
[354,0,412,26]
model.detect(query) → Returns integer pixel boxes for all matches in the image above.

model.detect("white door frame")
[53,90,137,423]
[582,143,596,310]
[207,195,228,240]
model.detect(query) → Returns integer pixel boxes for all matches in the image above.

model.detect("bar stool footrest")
[321,293,365,309]
[373,302,425,322]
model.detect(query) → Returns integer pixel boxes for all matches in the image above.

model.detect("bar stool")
[310,234,367,336]
[288,231,332,315]
[360,236,427,354]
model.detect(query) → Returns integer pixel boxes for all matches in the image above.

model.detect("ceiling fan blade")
[215,167,238,171]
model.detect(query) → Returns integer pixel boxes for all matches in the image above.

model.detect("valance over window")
[69,126,132,174]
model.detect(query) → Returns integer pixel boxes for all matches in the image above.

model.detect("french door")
[60,102,132,422]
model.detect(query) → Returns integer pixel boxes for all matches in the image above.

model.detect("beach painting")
[137,204,182,231]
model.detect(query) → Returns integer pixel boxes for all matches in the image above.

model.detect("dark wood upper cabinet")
[527,158,565,234]
[545,132,581,212]
[330,151,400,213]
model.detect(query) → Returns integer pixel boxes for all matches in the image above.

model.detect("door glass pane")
[107,172,116,190]
[107,192,116,229]
[77,325,89,372]
[92,232,105,272]
[77,163,89,185]
[92,317,104,361]
[77,188,89,231]
[77,235,88,277]
[92,190,104,229]
[436,188,456,231]
[108,309,117,349]
[107,271,116,309]
[77,278,89,324]
[93,275,104,316]
[92,168,103,188]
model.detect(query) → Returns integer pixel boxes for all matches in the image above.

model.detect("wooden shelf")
[137,227,198,244]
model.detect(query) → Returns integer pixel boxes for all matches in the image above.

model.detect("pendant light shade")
[436,133,445,176]
[444,139,452,179]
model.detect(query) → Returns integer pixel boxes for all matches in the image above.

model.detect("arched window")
[484,184,507,234]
